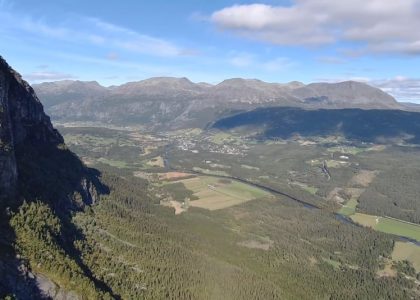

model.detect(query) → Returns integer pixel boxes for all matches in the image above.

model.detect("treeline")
[358,167,420,224]
[10,201,111,299]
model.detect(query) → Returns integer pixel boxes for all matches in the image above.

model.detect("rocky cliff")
[0,56,103,210]
[0,56,62,202]
[0,56,107,299]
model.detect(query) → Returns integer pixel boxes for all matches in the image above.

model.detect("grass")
[338,198,358,216]
[350,213,420,241]
[210,132,243,145]
[327,146,366,155]
[172,176,271,211]
[290,182,318,195]
[376,218,420,241]
[211,132,232,145]
[145,156,165,168]
[321,258,341,269]
[306,159,349,168]
[302,185,318,195]
[392,242,420,272]
[326,160,350,168]
[241,164,260,171]
[97,158,129,168]
[193,167,230,177]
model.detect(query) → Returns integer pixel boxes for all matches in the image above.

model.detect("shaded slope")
[0,56,112,298]
[213,107,420,144]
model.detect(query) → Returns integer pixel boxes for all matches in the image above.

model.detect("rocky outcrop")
[0,59,18,202]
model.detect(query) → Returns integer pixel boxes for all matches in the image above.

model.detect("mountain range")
[33,78,403,129]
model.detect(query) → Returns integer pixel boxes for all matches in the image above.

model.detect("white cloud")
[229,52,255,67]
[316,56,346,64]
[262,57,295,72]
[211,1,420,55]
[371,77,420,102]
[315,77,371,84]
[0,8,189,57]
[228,52,294,71]
[24,71,77,82]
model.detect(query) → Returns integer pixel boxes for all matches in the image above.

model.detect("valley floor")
[18,123,419,298]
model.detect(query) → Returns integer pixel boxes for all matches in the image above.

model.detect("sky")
[1,0,420,102]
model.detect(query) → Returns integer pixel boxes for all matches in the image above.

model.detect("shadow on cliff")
[0,210,50,299]
[8,142,121,299]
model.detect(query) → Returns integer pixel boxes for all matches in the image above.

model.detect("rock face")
[0,56,64,202]
[0,56,106,299]
[0,55,103,209]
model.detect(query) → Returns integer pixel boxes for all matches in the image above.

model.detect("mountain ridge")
[33,78,403,130]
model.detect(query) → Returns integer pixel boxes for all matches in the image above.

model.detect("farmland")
[338,198,358,216]
[392,242,420,272]
[163,176,272,211]
[350,213,420,242]
[52,125,420,298]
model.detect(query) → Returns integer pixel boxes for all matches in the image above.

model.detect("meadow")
[392,242,420,272]
[165,176,272,211]
[350,213,420,241]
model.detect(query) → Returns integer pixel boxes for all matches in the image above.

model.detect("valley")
[2,55,420,299]
[3,0,420,298]
[58,121,420,281]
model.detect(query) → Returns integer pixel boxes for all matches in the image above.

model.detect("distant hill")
[33,78,403,129]
[400,102,420,112]
[212,107,420,145]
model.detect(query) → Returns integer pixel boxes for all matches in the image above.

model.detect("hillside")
[212,107,420,144]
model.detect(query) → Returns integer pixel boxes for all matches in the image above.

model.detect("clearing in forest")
[146,156,165,168]
[159,172,194,181]
[174,176,272,211]
[350,170,378,187]
[350,213,420,241]
[392,241,420,272]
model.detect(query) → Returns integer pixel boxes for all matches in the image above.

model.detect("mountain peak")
[113,76,202,96]
[293,80,400,109]
[217,78,265,86]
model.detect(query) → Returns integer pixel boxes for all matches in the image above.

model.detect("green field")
[392,242,420,272]
[376,217,420,241]
[302,185,318,195]
[192,167,230,177]
[321,257,341,269]
[97,158,129,168]
[350,213,420,241]
[169,176,272,210]
[327,146,366,155]
[339,198,358,216]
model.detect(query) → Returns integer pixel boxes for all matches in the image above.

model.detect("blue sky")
[1,0,420,102]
